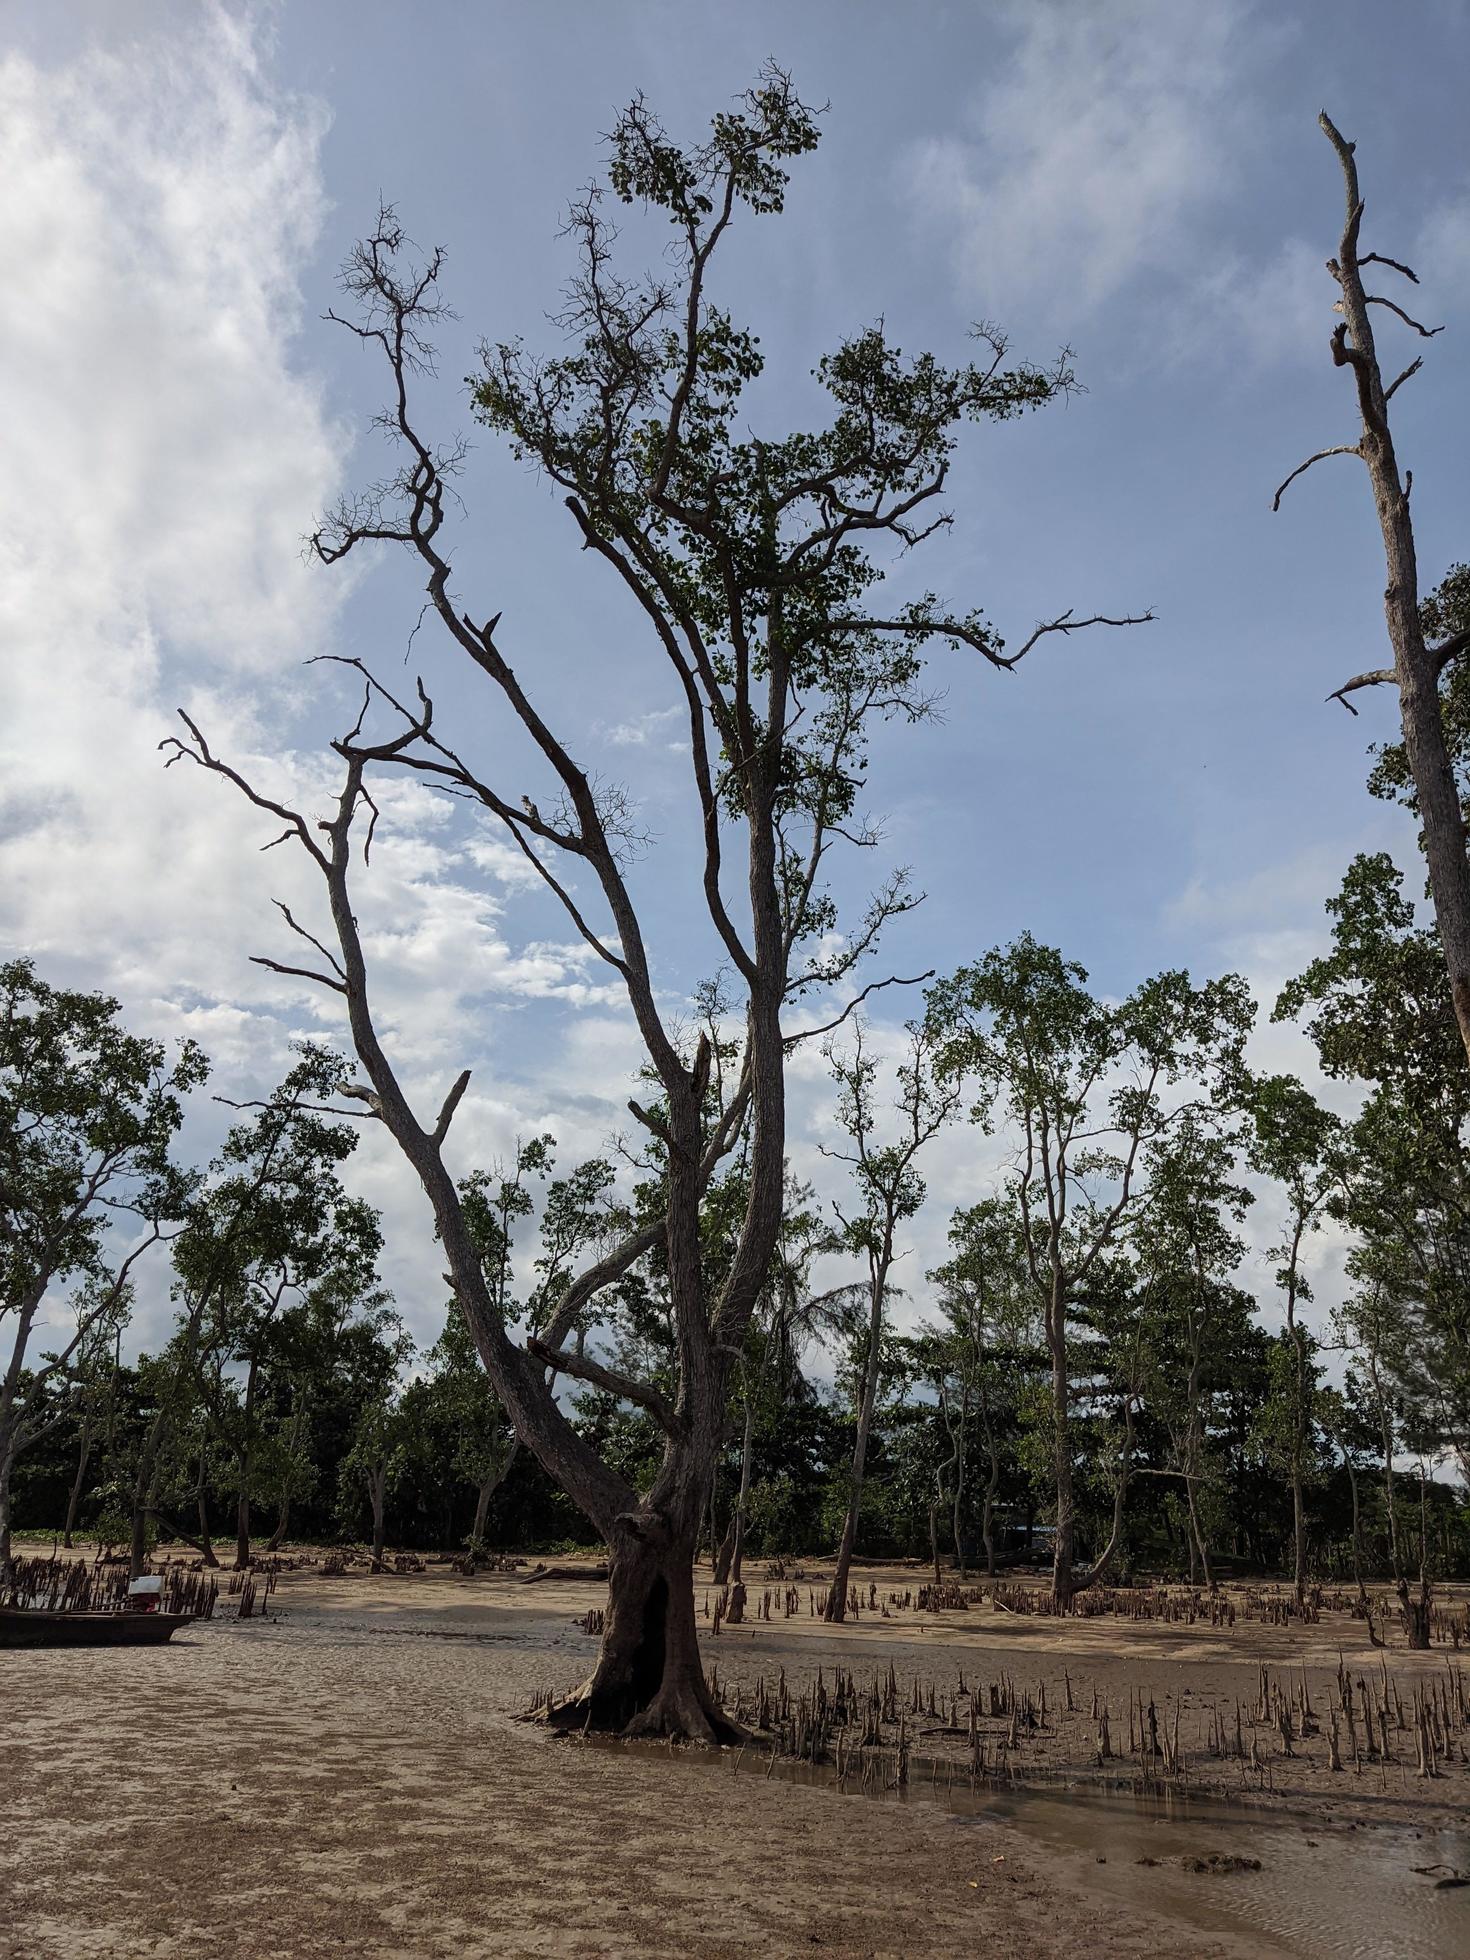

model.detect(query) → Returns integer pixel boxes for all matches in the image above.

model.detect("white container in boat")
[126,1576,164,1612]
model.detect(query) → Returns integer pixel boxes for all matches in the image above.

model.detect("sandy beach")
[3,1556,1468,1958]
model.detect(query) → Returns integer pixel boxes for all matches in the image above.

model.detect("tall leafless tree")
[1275,115,1470,1066]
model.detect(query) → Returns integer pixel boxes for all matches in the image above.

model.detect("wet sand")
[2,1554,1466,1958]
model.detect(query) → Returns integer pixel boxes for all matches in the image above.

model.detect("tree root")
[527,1674,744,1745]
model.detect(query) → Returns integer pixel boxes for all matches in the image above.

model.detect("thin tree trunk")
[193,1435,219,1567]
[369,1468,387,1572]
[1399,1470,1431,1653]
[951,1383,968,1579]
[729,1394,755,1587]
[1370,1346,1401,1580]
[470,1434,518,1552]
[826,1244,890,1624]
[930,1382,961,1587]
[234,1471,251,1570]
[63,1414,94,1550]
[266,1392,306,1553]
[979,1378,1000,1578]
[1048,1268,1077,1608]
[1285,1248,1308,1606]
[472,1478,494,1549]
[1343,1448,1366,1605]
[198,1486,219,1566]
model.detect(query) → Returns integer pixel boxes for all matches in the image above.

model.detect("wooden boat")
[0,1607,196,1649]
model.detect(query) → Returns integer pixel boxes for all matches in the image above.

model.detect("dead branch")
[785,971,936,1047]
[1326,668,1399,714]
[1365,294,1443,338]
[1271,445,1362,511]
[1007,609,1156,664]
[432,1069,471,1145]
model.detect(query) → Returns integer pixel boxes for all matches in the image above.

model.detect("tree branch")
[1327,668,1398,714]
[432,1069,471,1145]
[525,1336,684,1437]
[1365,294,1443,338]
[1271,444,1362,511]
[785,971,935,1047]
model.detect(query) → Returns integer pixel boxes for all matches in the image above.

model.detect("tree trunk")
[1285,1274,1308,1607]
[265,1495,289,1554]
[979,1383,1000,1578]
[1373,1357,1401,1581]
[369,1468,387,1572]
[1343,1449,1365,1604]
[826,1248,890,1624]
[128,1468,152,1580]
[1399,1576,1432,1649]
[1183,1337,1213,1588]
[234,1474,251,1570]
[63,1415,93,1550]
[1185,1473,1213,1591]
[1048,1270,1077,1608]
[470,1435,519,1553]
[713,1393,755,1589]
[197,1487,219,1567]
[546,1506,739,1742]
[472,1478,494,1550]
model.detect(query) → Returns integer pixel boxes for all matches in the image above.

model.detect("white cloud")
[599,704,686,749]
[0,10,646,1352]
[1416,192,1470,316]
[1177,235,1328,371]
[903,0,1257,322]
[0,9,342,989]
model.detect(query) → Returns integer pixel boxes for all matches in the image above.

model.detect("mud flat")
[2,1552,1466,1957]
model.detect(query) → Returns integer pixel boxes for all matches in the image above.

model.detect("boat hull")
[0,1609,195,1649]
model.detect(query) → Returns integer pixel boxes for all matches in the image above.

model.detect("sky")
[4,0,1469,1363]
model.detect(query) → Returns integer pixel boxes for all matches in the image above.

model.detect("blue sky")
[4,0,1469,1356]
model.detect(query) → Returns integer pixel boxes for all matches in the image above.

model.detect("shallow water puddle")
[593,1734,1470,1957]
[968,1784,1470,1959]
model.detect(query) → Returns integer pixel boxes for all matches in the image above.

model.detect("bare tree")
[1275,115,1470,1065]
[169,72,1145,1737]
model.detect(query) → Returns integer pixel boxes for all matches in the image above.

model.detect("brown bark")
[546,1508,739,1743]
